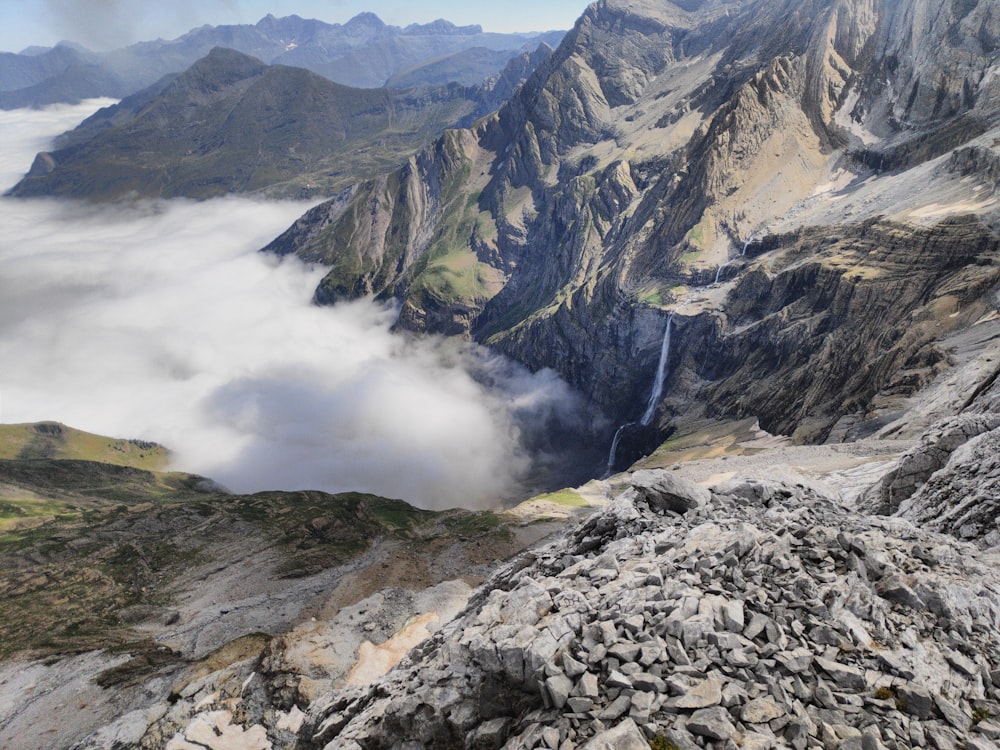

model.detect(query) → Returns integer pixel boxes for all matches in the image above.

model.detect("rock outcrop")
[297,470,1000,750]
[863,362,1000,547]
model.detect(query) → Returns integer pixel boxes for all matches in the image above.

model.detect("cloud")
[0,102,601,509]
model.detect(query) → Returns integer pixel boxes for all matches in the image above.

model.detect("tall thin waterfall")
[741,239,751,256]
[714,262,730,284]
[605,314,675,475]
[640,313,674,426]
[605,422,633,476]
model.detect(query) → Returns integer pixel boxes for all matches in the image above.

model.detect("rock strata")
[298,469,1000,749]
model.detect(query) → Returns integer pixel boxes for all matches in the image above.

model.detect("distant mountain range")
[0,13,564,109]
[8,44,554,200]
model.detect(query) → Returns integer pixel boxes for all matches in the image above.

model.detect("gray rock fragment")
[686,706,736,740]
[631,470,710,514]
[580,718,649,750]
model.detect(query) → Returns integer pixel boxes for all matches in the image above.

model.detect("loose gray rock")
[686,706,736,740]
[631,470,710,514]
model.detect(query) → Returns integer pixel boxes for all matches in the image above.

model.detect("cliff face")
[266,0,1000,452]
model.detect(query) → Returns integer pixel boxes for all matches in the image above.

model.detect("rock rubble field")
[300,467,1000,750]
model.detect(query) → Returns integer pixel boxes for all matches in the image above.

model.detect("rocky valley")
[1,0,1000,749]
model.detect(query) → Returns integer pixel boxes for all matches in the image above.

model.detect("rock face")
[264,0,1000,449]
[296,470,1000,750]
[861,354,1000,547]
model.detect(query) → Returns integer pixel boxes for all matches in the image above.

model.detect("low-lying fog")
[0,102,600,509]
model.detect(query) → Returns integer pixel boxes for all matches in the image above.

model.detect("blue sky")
[0,0,591,53]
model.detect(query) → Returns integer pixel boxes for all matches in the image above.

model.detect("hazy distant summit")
[0,13,565,109]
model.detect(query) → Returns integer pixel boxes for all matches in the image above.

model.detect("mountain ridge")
[3,2,1000,748]
[0,13,565,109]
[6,46,551,200]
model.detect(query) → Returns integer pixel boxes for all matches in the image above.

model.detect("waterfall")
[741,239,751,256]
[605,422,633,476]
[714,262,729,284]
[605,313,675,475]
[640,314,674,426]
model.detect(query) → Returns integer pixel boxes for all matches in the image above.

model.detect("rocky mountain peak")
[342,11,389,35]
[181,46,268,89]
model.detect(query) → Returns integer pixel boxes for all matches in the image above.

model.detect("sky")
[0,101,599,509]
[0,0,591,53]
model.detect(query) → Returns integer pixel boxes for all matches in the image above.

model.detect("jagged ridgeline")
[0,13,564,109]
[263,0,1000,464]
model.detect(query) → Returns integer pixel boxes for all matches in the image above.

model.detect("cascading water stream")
[640,313,674,426]
[714,262,729,284]
[605,313,675,474]
[605,422,633,476]
[741,239,751,256]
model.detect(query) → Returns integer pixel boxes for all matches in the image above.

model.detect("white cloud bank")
[0,102,599,509]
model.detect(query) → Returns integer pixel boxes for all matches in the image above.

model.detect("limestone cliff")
[265,0,1000,460]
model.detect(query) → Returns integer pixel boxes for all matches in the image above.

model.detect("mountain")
[386,47,534,89]
[0,14,565,109]
[6,48,502,200]
[5,2,1000,748]
[13,374,999,748]
[295,456,1000,749]
[0,44,132,109]
[264,0,1000,465]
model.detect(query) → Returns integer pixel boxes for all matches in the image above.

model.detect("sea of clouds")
[0,101,599,509]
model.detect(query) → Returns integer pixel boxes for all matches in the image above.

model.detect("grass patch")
[443,511,507,536]
[650,737,681,750]
[0,422,169,470]
[532,490,589,508]
[685,222,706,247]
[639,287,663,306]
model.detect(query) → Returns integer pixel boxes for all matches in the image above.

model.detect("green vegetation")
[649,737,681,750]
[0,424,530,661]
[0,422,169,470]
[873,686,896,700]
[532,489,589,508]
[409,162,498,308]
[639,287,664,306]
[973,706,992,723]
[442,511,507,536]
[685,222,706,247]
